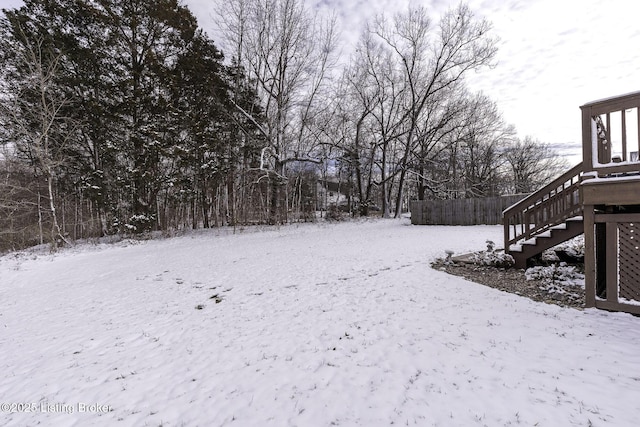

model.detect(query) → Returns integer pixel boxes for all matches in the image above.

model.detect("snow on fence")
[410,195,526,226]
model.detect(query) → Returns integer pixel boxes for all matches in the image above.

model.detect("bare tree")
[338,31,393,217]
[411,85,468,200]
[453,93,515,197]
[217,0,339,223]
[1,28,74,250]
[370,3,498,217]
[504,136,568,194]
[0,148,41,251]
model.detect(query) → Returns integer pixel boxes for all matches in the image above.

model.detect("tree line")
[0,0,566,252]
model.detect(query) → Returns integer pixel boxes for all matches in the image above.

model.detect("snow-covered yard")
[1,219,639,426]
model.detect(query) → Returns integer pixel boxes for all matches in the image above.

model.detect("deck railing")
[503,91,640,255]
[581,91,640,177]
[503,162,583,252]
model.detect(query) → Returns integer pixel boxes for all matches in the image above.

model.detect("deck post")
[583,204,596,308]
[581,106,593,171]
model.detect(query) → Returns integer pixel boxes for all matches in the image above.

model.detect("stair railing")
[503,162,583,253]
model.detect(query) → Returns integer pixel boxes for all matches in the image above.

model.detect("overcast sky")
[186,0,640,163]
[3,0,639,163]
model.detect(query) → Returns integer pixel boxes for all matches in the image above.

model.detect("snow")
[509,243,523,252]
[1,219,639,427]
[582,90,640,107]
[619,297,640,307]
[583,173,640,184]
[525,263,585,302]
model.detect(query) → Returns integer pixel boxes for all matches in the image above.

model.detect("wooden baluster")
[622,109,627,161]
[606,113,612,164]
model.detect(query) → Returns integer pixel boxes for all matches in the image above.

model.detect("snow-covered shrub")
[526,263,585,300]
[556,235,584,259]
[471,251,515,268]
[525,263,584,287]
[541,249,560,262]
[127,214,154,233]
[542,235,585,263]
[325,204,343,221]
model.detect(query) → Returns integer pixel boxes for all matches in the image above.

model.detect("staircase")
[503,163,584,268]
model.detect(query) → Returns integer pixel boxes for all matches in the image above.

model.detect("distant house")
[316,178,355,211]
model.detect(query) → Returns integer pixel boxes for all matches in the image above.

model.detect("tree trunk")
[269,160,286,224]
[394,168,407,218]
[201,178,210,229]
[417,163,426,201]
[37,190,44,246]
[381,141,389,218]
[47,173,66,250]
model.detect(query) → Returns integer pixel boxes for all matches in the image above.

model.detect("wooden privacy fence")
[411,195,526,226]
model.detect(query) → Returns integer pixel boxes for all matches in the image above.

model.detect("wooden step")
[510,218,584,269]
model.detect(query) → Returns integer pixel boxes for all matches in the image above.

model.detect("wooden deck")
[504,90,640,314]
[581,91,640,315]
[581,175,640,205]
